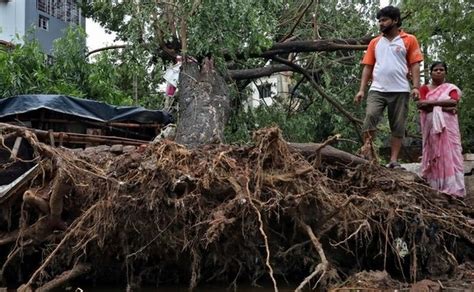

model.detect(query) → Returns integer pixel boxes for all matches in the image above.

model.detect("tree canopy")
[402,0,474,151]
[1,0,472,152]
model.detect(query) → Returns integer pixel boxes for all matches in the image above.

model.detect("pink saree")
[420,83,465,198]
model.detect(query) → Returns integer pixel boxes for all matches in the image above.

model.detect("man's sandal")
[386,161,404,169]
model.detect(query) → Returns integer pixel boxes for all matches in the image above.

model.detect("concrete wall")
[246,73,293,108]
[0,0,26,44]
[25,1,85,54]
[25,0,65,54]
[1,0,85,54]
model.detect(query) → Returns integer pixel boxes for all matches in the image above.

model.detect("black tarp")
[0,95,173,124]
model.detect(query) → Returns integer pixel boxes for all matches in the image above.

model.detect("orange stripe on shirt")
[400,31,424,65]
[361,35,382,66]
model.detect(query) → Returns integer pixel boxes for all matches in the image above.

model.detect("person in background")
[417,61,465,198]
[354,5,423,168]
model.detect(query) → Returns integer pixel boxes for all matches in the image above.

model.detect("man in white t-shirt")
[354,5,423,168]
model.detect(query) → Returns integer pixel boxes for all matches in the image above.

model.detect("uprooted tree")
[0,123,472,291]
[1,0,473,291]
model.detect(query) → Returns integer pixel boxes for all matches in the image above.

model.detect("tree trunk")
[175,60,231,147]
[288,142,368,166]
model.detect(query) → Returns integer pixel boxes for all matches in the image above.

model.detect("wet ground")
[81,285,295,292]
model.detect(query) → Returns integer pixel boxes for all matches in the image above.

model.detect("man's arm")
[354,64,374,103]
[410,62,421,100]
[410,62,421,88]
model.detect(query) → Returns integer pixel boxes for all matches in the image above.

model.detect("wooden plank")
[48,130,55,146]
[0,164,39,204]
[59,133,64,147]
[9,137,22,159]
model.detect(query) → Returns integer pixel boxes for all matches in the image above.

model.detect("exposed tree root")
[35,263,91,292]
[295,220,329,291]
[1,123,473,291]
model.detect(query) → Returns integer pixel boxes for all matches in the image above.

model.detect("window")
[37,0,50,13]
[38,15,49,30]
[46,55,54,66]
[37,0,80,25]
[257,84,272,98]
[65,0,80,24]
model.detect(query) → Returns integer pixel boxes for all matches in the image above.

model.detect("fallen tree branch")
[271,56,363,126]
[288,142,368,166]
[279,0,315,42]
[228,64,309,80]
[93,36,372,62]
[86,44,127,57]
[257,38,371,59]
[228,55,354,82]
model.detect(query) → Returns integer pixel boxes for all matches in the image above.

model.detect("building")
[0,0,85,53]
[246,72,294,108]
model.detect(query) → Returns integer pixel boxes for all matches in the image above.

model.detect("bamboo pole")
[31,130,149,146]
[27,118,162,128]
[0,123,149,146]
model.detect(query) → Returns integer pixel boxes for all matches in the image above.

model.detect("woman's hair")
[430,61,448,73]
[376,6,402,27]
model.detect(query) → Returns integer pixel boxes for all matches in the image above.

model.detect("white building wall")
[246,72,293,109]
[0,0,26,44]
[248,75,278,108]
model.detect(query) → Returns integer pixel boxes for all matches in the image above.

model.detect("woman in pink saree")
[417,62,465,198]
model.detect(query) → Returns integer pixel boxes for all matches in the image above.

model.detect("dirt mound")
[0,123,472,291]
[333,270,408,290]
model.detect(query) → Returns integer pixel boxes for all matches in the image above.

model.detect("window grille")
[258,84,273,98]
[38,15,49,30]
[37,0,80,25]
[37,0,50,14]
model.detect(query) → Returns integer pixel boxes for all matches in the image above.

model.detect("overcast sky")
[85,18,117,51]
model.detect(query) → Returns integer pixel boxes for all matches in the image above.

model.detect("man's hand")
[416,101,425,109]
[354,90,365,104]
[411,88,420,101]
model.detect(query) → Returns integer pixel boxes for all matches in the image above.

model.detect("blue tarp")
[0,95,173,124]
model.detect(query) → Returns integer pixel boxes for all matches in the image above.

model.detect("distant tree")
[0,27,158,106]
[402,0,474,151]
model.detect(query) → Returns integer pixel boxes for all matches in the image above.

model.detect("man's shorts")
[362,91,409,138]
